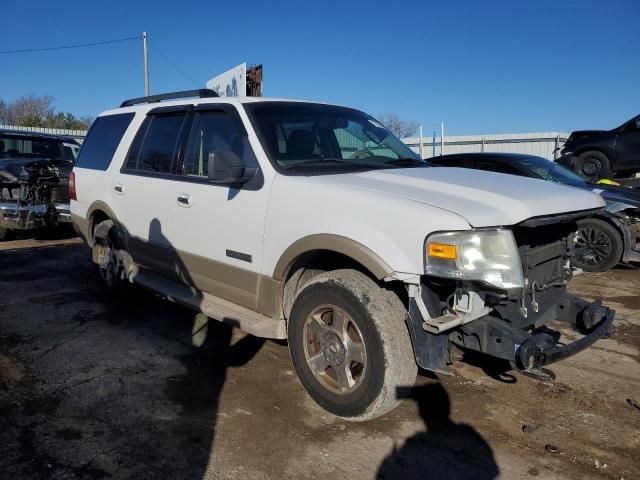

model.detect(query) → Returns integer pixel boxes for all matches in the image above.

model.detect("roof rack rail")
[120,89,219,108]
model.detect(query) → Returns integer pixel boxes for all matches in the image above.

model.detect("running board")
[132,269,287,339]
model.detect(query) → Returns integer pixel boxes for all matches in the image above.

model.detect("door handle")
[177,193,193,207]
[114,183,125,194]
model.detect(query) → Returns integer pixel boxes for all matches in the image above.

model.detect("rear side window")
[136,113,186,174]
[124,117,150,170]
[75,113,134,170]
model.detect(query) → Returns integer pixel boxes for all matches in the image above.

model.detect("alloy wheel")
[574,227,613,266]
[96,237,119,286]
[303,304,367,395]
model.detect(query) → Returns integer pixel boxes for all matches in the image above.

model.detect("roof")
[0,128,80,144]
[99,96,340,117]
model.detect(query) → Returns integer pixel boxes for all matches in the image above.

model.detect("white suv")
[71,89,614,420]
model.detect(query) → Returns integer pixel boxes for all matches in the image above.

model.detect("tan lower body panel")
[132,268,286,339]
[79,210,282,322]
[125,236,282,319]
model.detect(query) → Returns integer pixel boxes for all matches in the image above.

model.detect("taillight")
[69,171,77,201]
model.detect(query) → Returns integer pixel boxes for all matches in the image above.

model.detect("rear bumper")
[0,202,70,230]
[0,202,47,230]
[53,203,71,223]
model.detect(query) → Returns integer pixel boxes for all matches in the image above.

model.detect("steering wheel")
[348,149,376,160]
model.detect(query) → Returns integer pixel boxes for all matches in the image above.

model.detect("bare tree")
[1,95,93,130]
[377,112,419,139]
[7,94,55,127]
[0,99,7,124]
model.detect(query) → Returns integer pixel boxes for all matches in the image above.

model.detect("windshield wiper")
[384,158,430,167]
[281,158,384,170]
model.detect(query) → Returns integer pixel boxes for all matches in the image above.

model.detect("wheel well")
[89,209,111,240]
[281,250,381,319]
[587,215,625,241]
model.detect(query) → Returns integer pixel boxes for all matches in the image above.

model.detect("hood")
[314,167,605,227]
[566,130,608,145]
[570,130,607,136]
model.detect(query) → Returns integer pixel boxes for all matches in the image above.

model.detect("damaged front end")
[404,210,615,379]
[606,201,640,263]
[0,158,73,232]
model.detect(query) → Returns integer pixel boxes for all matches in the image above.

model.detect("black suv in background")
[430,152,640,272]
[0,129,80,240]
[557,114,640,181]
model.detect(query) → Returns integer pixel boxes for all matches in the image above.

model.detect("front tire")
[573,218,623,272]
[288,269,417,421]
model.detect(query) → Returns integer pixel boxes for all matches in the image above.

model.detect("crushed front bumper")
[452,293,614,370]
[0,202,70,230]
[407,292,614,376]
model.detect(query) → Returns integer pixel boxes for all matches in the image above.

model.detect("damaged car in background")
[556,113,640,182]
[0,129,80,240]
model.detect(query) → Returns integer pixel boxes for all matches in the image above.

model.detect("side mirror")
[207,151,255,184]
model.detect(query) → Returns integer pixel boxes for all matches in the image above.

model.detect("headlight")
[425,229,524,290]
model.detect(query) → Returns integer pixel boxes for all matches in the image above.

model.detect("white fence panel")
[0,124,87,142]
[403,132,569,161]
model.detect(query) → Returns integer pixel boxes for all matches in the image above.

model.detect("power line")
[148,42,200,88]
[0,36,141,54]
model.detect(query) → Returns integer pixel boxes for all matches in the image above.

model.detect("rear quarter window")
[75,113,135,170]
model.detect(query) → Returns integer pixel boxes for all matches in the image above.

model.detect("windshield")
[246,103,425,172]
[0,134,64,160]
[520,156,589,188]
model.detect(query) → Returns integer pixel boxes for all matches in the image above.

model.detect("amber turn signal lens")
[427,243,457,259]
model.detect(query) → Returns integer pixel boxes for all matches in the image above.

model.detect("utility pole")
[143,32,149,96]
[440,122,445,156]
[418,125,424,159]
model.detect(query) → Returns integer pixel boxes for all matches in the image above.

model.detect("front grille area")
[513,219,579,287]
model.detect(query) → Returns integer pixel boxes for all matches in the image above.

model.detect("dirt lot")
[1,236,638,480]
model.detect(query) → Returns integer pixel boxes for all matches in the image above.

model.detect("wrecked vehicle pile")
[0,130,78,240]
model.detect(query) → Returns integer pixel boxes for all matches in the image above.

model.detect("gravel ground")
[0,236,638,480]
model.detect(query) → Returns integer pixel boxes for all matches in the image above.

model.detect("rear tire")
[288,269,417,421]
[573,218,623,272]
[92,219,128,291]
[575,151,612,181]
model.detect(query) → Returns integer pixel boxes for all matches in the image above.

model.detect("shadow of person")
[377,383,499,480]
[165,321,265,412]
[0,218,267,480]
[134,219,265,477]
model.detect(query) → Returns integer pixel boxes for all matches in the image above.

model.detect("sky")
[0,0,638,135]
